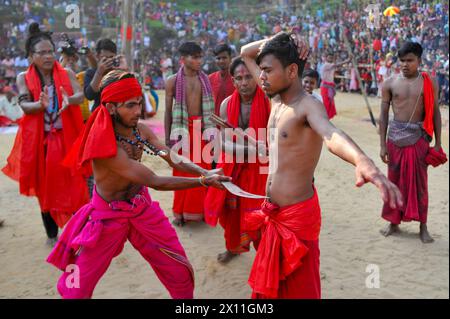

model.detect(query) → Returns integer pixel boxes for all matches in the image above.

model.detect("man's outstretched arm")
[138,123,226,178]
[96,147,231,191]
[305,97,403,209]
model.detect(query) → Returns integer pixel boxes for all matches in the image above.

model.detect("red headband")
[64,77,143,175]
[100,77,142,104]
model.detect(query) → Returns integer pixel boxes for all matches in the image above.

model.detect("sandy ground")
[0,91,448,299]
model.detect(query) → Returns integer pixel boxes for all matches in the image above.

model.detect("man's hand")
[57,86,70,116]
[355,156,403,209]
[433,143,442,152]
[96,56,115,76]
[380,145,389,164]
[206,168,225,176]
[204,174,232,189]
[290,34,310,60]
[39,86,49,110]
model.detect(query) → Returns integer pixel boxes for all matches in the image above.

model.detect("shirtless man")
[379,42,443,243]
[165,42,216,226]
[240,32,403,299]
[47,70,230,298]
[320,52,351,119]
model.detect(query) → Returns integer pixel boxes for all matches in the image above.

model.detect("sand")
[0,91,448,299]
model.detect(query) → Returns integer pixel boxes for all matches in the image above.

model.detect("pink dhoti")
[47,186,194,299]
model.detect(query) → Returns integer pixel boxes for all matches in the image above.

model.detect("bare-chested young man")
[320,52,351,119]
[204,57,271,263]
[240,32,403,299]
[379,42,444,243]
[47,70,230,299]
[165,42,216,226]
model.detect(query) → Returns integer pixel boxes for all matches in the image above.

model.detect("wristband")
[199,175,208,187]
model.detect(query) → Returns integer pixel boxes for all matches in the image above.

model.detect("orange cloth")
[2,62,87,227]
[244,188,321,298]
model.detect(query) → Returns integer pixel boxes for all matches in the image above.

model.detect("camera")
[58,33,78,56]
[78,46,90,55]
[112,56,121,67]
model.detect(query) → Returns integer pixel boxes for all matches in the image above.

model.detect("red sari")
[204,86,270,253]
[2,62,88,227]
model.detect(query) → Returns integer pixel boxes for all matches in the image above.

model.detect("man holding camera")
[84,39,125,112]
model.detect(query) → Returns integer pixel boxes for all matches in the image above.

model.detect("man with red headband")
[47,70,230,299]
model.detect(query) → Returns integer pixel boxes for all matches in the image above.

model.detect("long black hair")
[25,22,55,57]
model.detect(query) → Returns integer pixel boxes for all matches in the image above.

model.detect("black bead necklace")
[115,128,167,158]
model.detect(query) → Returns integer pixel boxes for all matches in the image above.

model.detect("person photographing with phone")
[84,38,127,112]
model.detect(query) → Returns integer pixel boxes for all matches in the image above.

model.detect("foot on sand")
[380,223,400,237]
[217,251,238,264]
[420,224,434,244]
[172,218,185,227]
[46,237,58,247]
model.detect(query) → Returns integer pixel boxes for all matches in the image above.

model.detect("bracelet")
[199,175,208,187]
[18,93,30,104]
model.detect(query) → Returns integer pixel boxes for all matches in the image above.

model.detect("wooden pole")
[120,0,133,69]
[340,25,377,127]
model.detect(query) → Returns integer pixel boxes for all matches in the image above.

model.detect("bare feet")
[420,224,434,244]
[217,250,238,264]
[46,237,58,247]
[380,223,400,237]
[172,218,185,227]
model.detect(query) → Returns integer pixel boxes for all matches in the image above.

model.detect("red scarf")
[2,62,83,196]
[244,189,321,298]
[204,86,270,226]
[63,77,143,176]
[422,72,435,138]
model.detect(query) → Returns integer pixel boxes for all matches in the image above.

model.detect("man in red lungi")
[379,42,446,243]
[241,32,403,299]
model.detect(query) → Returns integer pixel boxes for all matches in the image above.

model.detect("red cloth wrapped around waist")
[244,188,321,298]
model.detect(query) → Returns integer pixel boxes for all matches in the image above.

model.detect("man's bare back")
[267,94,323,207]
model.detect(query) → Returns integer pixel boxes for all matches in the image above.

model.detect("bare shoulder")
[298,93,328,121]
[300,94,325,112]
[219,96,232,119]
[16,71,27,84]
[166,74,176,86]
[16,72,29,92]
[384,75,396,85]
[137,122,157,141]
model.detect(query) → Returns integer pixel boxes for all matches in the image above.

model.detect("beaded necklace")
[115,128,167,161]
